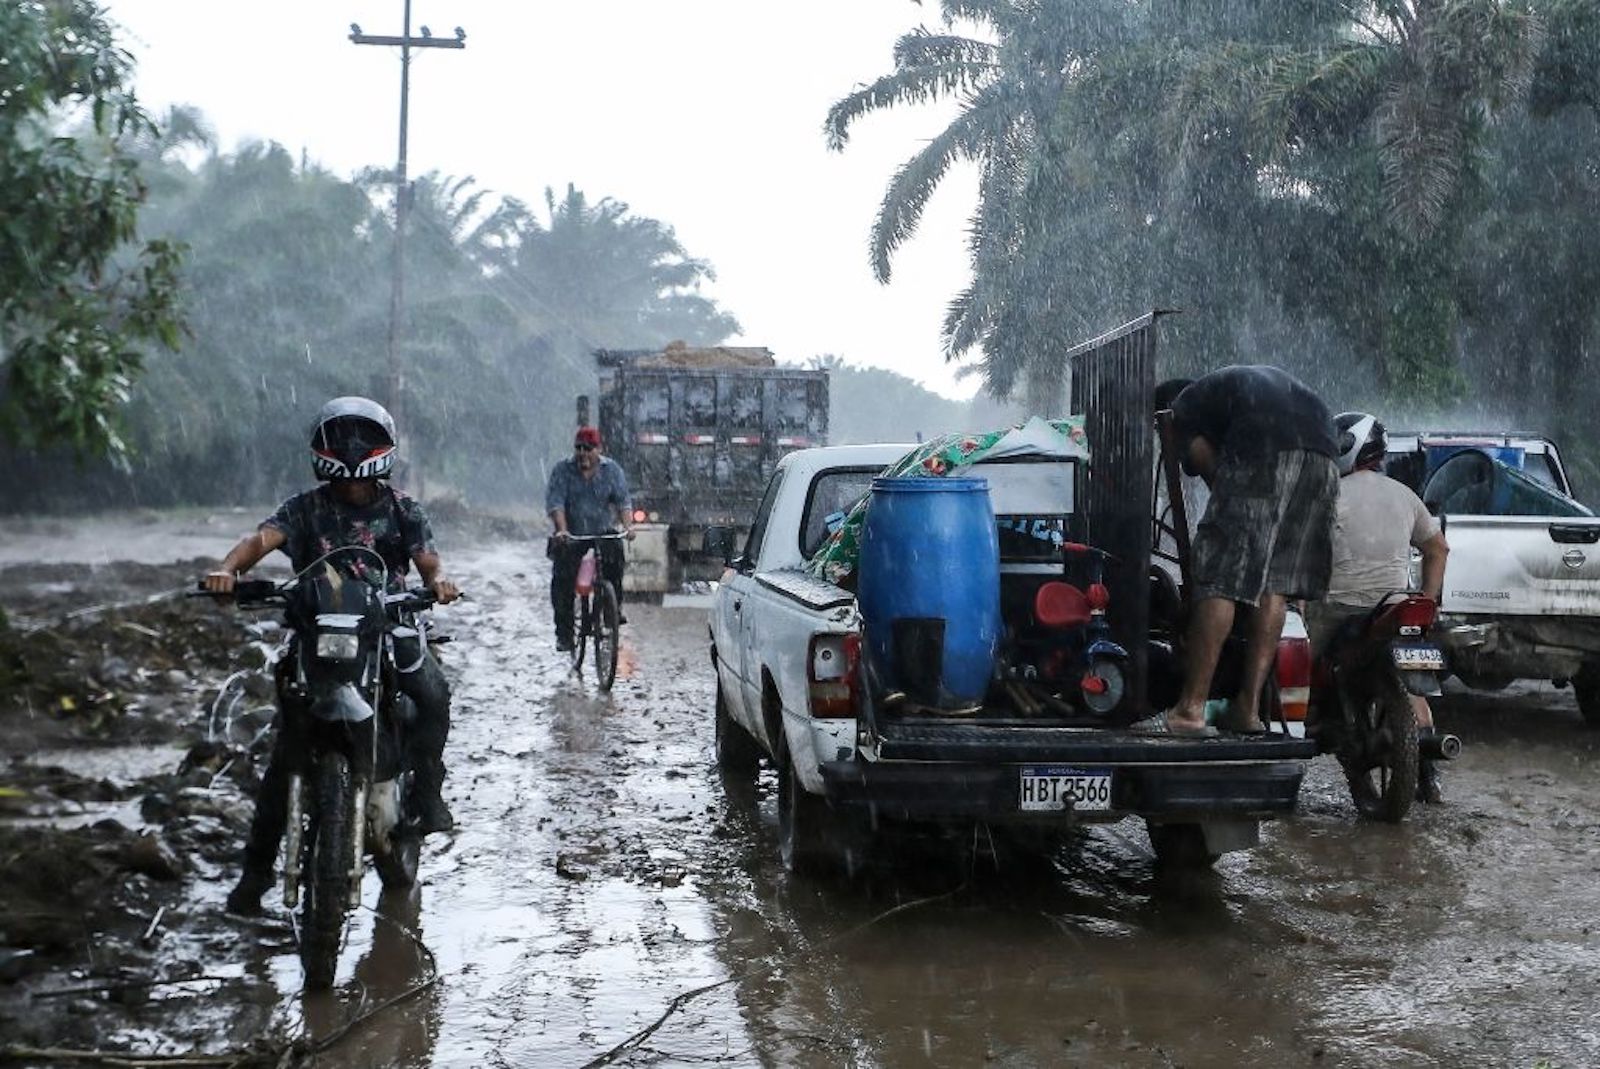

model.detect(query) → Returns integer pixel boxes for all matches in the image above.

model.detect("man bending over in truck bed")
[1148,367,1339,735]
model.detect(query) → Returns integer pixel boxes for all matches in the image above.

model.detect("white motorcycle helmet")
[309,396,398,481]
[1334,411,1387,477]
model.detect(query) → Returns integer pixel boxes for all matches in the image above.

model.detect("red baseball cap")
[574,426,602,449]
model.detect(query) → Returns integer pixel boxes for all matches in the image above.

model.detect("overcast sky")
[106,0,985,400]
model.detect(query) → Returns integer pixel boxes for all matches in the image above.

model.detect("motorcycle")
[1311,591,1461,822]
[198,547,450,988]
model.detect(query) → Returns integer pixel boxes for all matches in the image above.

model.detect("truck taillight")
[1276,634,1311,721]
[808,633,859,718]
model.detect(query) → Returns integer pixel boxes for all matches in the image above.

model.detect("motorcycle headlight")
[316,632,361,660]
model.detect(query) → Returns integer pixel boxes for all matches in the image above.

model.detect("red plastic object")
[1080,673,1109,695]
[1393,596,1438,631]
[1086,583,1111,611]
[1035,582,1091,629]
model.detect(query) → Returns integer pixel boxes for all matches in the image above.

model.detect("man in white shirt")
[1307,412,1451,802]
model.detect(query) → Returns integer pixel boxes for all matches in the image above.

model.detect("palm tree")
[1169,0,1546,240]
[495,184,739,354]
[827,1,1102,405]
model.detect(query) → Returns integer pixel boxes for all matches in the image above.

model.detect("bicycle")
[565,532,626,691]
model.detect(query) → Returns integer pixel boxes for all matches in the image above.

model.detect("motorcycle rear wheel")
[1338,676,1418,823]
[301,752,353,989]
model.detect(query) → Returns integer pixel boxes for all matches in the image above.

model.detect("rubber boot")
[225,858,275,915]
[412,757,454,835]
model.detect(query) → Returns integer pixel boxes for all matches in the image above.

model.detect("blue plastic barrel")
[857,477,1000,707]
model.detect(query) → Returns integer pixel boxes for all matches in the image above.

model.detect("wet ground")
[2,521,1599,1067]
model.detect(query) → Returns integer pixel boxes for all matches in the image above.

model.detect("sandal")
[1128,712,1219,738]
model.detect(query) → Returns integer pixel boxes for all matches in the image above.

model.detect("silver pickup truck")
[1385,433,1600,724]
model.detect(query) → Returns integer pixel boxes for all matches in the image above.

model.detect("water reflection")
[303,887,441,1069]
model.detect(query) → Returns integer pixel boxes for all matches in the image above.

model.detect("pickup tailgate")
[821,720,1316,822]
[1441,515,1600,616]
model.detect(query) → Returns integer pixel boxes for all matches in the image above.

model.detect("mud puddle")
[1,531,1598,1067]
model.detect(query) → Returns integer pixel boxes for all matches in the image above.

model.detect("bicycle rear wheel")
[593,580,619,691]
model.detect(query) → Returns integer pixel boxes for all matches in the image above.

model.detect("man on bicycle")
[547,425,634,652]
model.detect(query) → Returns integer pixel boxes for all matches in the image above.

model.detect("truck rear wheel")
[714,681,762,778]
[1575,664,1600,728]
[1146,821,1218,869]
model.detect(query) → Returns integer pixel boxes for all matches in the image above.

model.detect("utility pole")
[350,6,465,449]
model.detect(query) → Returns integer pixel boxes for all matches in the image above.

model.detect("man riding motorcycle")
[204,397,460,913]
[1306,411,1451,802]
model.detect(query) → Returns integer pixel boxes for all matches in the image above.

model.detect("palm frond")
[825,56,995,150]
[1375,78,1465,239]
[892,27,999,72]
[867,82,1023,281]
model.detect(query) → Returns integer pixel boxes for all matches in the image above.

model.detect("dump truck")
[581,343,829,594]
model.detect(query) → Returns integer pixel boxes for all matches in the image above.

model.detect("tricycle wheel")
[1338,677,1418,823]
[1146,821,1217,869]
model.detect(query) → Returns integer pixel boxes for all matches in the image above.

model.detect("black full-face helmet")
[1334,411,1387,476]
[309,396,397,481]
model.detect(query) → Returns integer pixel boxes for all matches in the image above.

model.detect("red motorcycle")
[1311,592,1461,822]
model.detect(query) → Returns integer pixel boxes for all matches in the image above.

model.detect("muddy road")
[3,527,1600,1067]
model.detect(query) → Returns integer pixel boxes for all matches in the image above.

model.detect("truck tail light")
[808,633,860,718]
[1275,634,1311,721]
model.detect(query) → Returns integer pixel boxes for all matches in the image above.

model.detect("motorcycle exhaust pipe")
[283,774,305,910]
[1420,733,1462,761]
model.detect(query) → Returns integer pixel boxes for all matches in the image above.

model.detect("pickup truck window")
[800,467,881,559]
[742,468,786,567]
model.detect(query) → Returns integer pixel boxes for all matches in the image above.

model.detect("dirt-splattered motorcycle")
[1311,592,1460,823]
[199,548,449,987]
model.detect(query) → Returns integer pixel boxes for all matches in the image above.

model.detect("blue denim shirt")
[545,456,632,535]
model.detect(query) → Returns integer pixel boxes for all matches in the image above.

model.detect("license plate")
[1392,644,1445,671]
[1019,766,1112,812]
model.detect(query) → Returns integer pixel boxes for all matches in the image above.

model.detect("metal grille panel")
[1068,314,1160,717]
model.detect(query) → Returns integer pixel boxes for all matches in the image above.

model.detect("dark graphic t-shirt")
[262,485,435,591]
[1171,365,1336,460]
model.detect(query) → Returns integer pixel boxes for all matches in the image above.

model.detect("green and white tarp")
[805,415,1090,584]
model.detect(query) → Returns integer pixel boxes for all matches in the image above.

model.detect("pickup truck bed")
[710,442,1320,874]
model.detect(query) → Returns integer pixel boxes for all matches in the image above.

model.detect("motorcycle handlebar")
[190,579,284,603]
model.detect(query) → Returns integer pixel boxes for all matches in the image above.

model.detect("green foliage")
[0,125,743,511]
[0,0,184,459]
[833,0,1600,436]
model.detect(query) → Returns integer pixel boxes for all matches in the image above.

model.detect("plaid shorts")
[1191,449,1337,606]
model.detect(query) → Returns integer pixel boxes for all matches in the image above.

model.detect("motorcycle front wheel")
[301,751,353,989]
[1337,675,1419,823]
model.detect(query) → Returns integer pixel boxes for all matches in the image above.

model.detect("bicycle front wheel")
[593,580,619,691]
[571,592,589,673]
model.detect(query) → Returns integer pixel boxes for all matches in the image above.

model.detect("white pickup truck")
[1385,433,1600,724]
[705,440,1318,875]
